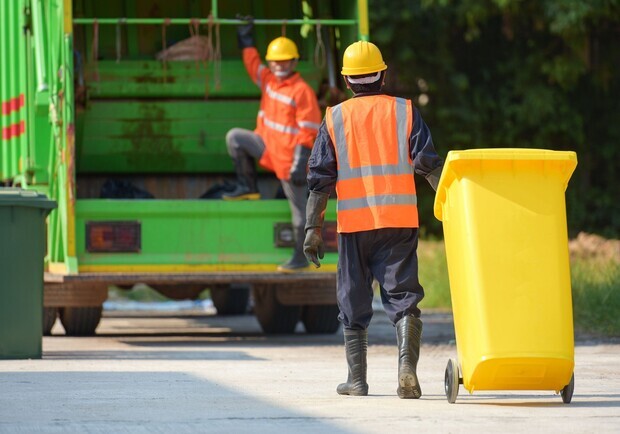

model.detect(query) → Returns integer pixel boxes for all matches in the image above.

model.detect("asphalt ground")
[0,306,618,433]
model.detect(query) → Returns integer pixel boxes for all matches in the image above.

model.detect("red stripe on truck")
[2,120,25,140]
[1,94,25,116]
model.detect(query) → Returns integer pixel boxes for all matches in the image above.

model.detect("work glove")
[426,165,443,192]
[289,145,312,186]
[304,228,324,268]
[236,14,255,49]
[304,190,329,268]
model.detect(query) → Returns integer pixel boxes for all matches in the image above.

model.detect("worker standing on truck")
[303,41,444,398]
[224,16,322,273]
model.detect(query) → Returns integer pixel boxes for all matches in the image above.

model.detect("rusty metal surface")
[44,283,108,307]
[44,271,336,285]
[276,284,337,306]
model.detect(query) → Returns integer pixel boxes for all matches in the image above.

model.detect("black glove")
[236,14,255,49]
[303,190,329,268]
[304,228,324,268]
[289,145,311,186]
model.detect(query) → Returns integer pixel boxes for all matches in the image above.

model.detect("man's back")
[328,95,412,168]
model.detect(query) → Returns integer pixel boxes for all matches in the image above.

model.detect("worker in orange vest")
[303,41,444,398]
[224,16,322,272]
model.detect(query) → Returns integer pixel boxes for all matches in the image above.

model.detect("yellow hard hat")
[265,37,299,61]
[341,41,387,76]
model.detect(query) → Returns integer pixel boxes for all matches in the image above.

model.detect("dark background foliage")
[369,0,620,237]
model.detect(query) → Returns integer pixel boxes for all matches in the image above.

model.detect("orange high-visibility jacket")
[243,48,321,180]
[325,95,419,233]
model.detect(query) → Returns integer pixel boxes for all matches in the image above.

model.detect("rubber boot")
[277,225,310,273]
[396,315,423,399]
[337,329,369,396]
[222,155,260,201]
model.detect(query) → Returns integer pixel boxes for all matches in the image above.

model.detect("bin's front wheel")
[561,373,575,404]
[445,358,460,403]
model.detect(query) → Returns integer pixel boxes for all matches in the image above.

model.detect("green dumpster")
[0,188,56,359]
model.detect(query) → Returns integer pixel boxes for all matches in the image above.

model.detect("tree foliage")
[370,0,620,237]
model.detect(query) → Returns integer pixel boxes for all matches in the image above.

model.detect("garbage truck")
[1,0,369,335]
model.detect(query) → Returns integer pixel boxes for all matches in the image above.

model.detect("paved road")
[0,307,618,433]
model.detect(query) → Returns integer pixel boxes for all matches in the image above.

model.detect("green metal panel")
[75,199,338,267]
[42,0,78,272]
[28,0,52,185]
[0,0,28,182]
[76,100,259,173]
[81,60,323,98]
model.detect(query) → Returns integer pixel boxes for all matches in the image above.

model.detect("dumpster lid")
[0,188,57,209]
[433,148,577,221]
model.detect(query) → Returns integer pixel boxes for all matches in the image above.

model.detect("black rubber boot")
[277,225,310,273]
[396,315,423,399]
[223,155,260,201]
[337,329,369,396]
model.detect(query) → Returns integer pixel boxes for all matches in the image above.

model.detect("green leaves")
[369,0,620,236]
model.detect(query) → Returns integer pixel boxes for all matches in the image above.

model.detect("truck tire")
[211,284,250,315]
[59,306,103,336]
[302,304,341,334]
[253,285,301,334]
[43,307,58,336]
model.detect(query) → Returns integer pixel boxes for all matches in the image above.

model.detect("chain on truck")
[0,0,370,336]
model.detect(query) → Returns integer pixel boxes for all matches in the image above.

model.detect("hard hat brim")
[265,54,299,61]
[341,63,387,76]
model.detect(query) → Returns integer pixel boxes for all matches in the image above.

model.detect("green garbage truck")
[1,0,369,335]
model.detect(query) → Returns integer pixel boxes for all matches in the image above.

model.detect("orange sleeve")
[242,47,272,91]
[294,84,322,148]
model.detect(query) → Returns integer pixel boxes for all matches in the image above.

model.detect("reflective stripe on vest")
[337,194,417,211]
[266,84,296,107]
[298,120,321,130]
[258,110,300,135]
[328,96,418,232]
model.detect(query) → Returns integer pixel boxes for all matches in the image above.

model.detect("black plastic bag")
[100,179,154,199]
[199,180,238,199]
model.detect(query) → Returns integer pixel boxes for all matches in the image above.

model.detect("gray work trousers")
[337,227,425,330]
[225,127,308,234]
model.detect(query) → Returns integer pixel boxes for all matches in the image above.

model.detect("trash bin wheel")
[445,358,460,403]
[561,373,575,404]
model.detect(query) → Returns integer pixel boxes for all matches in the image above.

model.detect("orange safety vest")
[325,95,419,233]
[243,48,321,180]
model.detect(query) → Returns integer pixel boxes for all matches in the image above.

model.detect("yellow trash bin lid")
[434,148,577,221]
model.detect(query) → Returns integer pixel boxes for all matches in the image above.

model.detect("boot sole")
[398,373,422,399]
[222,193,261,201]
[337,388,368,396]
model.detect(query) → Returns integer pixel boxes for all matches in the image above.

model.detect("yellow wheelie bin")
[433,149,577,403]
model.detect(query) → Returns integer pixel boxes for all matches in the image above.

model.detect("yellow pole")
[357,0,369,41]
[64,0,72,34]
